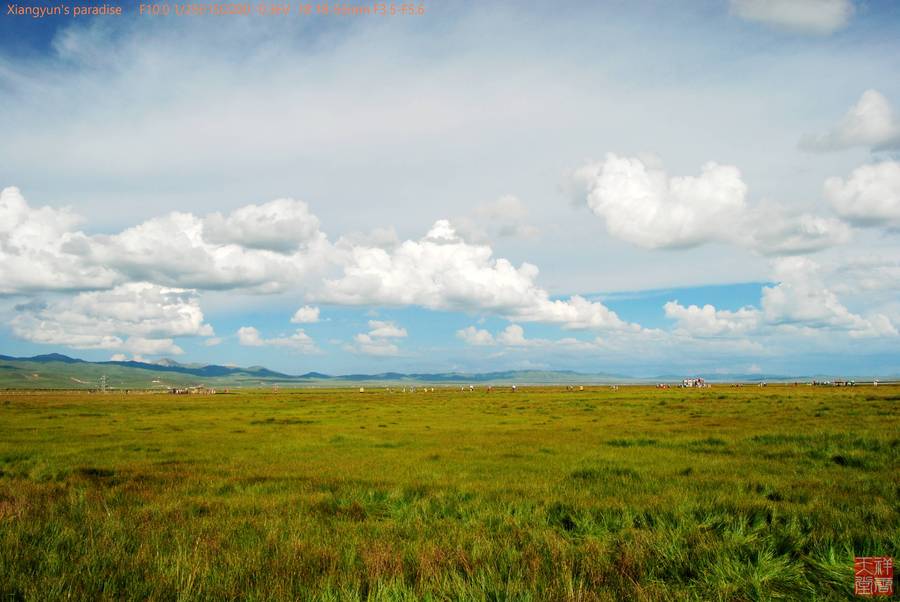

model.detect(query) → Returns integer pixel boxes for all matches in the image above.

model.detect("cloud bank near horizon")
[1,1,898,374]
[3,167,897,371]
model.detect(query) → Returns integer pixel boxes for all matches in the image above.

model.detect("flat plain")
[0,385,897,600]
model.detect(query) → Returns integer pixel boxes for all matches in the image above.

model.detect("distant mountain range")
[0,353,628,389]
[0,352,888,389]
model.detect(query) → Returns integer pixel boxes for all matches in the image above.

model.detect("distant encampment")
[0,352,894,390]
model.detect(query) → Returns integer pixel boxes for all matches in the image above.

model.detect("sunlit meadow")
[1,385,897,600]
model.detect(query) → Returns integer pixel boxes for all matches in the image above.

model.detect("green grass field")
[1,385,897,600]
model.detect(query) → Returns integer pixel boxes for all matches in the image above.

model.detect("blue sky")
[1,0,899,377]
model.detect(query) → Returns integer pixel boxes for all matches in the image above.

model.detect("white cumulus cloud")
[824,161,900,228]
[0,188,333,295]
[730,0,854,34]
[572,154,849,255]
[346,320,408,356]
[11,282,214,355]
[456,326,495,346]
[203,198,322,253]
[665,256,897,340]
[237,326,265,346]
[801,90,900,152]
[0,187,118,294]
[743,205,851,256]
[320,219,637,331]
[84,208,330,292]
[575,153,747,250]
[496,324,532,346]
[761,257,897,337]
[664,302,761,336]
[237,325,319,353]
[291,305,321,324]
[457,323,610,352]
[366,320,407,339]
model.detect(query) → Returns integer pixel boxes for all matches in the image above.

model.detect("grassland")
[0,385,897,600]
